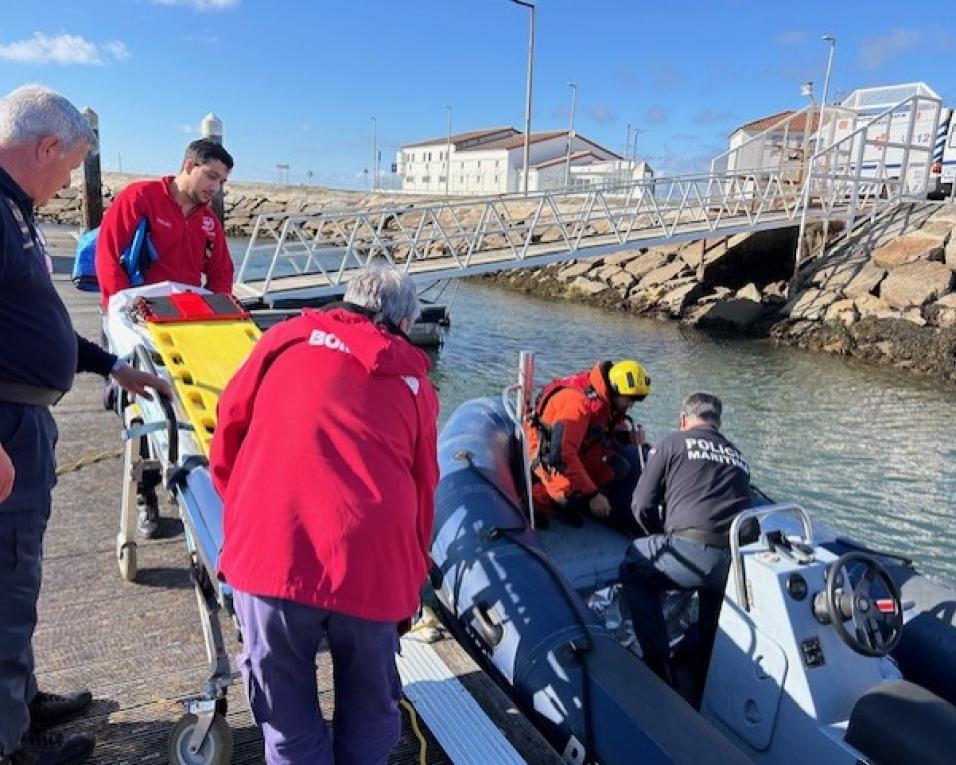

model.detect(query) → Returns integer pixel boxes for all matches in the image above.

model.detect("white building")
[397,127,623,195]
[725,110,819,172]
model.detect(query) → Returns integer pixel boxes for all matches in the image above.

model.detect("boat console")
[702,503,956,765]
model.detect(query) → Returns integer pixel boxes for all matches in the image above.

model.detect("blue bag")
[71,219,159,291]
[71,227,100,291]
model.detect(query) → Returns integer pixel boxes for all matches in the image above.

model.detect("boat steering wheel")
[826,552,903,658]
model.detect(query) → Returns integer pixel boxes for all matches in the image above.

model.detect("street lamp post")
[791,34,838,299]
[631,128,644,179]
[370,116,378,191]
[564,82,577,189]
[444,104,452,197]
[512,0,535,195]
[820,35,836,150]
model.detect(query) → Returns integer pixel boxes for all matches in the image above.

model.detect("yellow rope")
[55,448,123,476]
[399,698,428,765]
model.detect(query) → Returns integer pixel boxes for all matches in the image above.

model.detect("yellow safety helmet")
[608,359,651,399]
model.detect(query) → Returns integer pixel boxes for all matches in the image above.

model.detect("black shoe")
[7,729,94,765]
[29,690,92,729]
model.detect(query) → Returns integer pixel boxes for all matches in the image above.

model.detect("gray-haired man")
[0,84,170,764]
[620,392,752,697]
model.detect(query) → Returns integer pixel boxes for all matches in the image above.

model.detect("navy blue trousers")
[0,403,58,756]
[233,590,402,765]
[620,534,730,676]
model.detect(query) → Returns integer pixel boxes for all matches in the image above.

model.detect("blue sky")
[1,0,954,189]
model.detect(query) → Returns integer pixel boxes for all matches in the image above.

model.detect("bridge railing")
[235,169,814,298]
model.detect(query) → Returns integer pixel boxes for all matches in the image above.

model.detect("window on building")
[439,152,444,160]
[459,175,465,184]
[439,176,446,183]
[422,175,431,183]
[406,176,415,183]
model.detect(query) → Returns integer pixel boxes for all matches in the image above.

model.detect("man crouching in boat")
[620,392,751,699]
[524,359,650,532]
[210,266,439,765]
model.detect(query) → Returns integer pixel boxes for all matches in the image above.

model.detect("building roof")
[532,150,599,170]
[732,109,821,136]
[403,127,518,149]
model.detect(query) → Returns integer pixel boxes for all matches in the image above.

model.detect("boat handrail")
[730,502,814,611]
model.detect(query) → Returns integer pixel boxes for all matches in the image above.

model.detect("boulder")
[660,281,706,316]
[604,250,641,266]
[843,260,887,299]
[824,299,858,325]
[854,294,898,320]
[918,220,953,243]
[624,250,670,279]
[570,276,608,295]
[880,260,954,309]
[902,307,927,326]
[946,236,956,271]
[696,286,734,305]
[695,297,765,329]
[637,260,689,290]
[784,288,840,321]
[871,232,946,269]
[735,283,762,302]
[595,264,625,282]
[557,262,593,282]
[928,293,956,328]
[609,271,637,291]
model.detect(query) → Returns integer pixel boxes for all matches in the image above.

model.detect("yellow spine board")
[146,319,261,456]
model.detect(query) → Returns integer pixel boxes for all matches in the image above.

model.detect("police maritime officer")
[620,392,752,697]
[0,85,169,765]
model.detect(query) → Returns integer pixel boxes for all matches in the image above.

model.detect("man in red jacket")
[97,139,234,538]
[210,266,439,765]
[95,138,234,308]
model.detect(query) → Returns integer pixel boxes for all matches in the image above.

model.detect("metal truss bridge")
[233,90,942,307]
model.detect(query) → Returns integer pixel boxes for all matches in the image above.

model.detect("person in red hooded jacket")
[210,265,439,765]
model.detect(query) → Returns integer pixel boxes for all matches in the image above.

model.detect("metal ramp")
[234,90,943,308]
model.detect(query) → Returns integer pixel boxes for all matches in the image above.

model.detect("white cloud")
[693,109,738,126]
[150,0,239,10]
[858,28,922,70]
[0,32,130,65]
[645,107,667,125]
[177,123,197,134]
[774,30,806,46]
[586,105,617,125]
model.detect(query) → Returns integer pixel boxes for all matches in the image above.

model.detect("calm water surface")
[429,281,956,586]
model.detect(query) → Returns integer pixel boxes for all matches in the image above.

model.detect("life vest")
[527,368,612,471]
[72,218,158,292]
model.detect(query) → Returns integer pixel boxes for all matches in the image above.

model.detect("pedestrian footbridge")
[233,89,942,307]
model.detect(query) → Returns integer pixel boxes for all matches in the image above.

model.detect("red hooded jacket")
[210,308,439,622]
[95,177,233,306]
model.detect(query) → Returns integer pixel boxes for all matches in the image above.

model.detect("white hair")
[0,84,98,153]
[344,265,421,326]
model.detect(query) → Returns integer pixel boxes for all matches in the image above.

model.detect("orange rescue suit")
[524,361,623,511]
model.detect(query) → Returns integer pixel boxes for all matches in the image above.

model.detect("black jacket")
[632,423,751,539]
[0,165,114,392]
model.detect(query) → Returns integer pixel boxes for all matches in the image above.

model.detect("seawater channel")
[228,236,956,585]
[426,280,956,587]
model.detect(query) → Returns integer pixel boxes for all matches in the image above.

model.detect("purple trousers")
[232,590,402,765]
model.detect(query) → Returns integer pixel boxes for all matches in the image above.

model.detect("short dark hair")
[183,138,234,170]
[681,392,723,427]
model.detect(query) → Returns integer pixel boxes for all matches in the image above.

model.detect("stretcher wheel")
[168,713,233,765]
[117,540,138,582]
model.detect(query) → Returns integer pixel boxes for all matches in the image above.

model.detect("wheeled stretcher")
[102,282,260,765]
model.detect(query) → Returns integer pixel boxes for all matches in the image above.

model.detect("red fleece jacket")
[95,177,233,306]
[211,308,439,622]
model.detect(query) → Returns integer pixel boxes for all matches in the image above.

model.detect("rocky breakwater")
[772,204,956,380]
[485,203,956,382]
[36,172,430,238]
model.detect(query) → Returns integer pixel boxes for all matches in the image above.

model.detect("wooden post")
[201,112,226,225]
[80,107,103,231]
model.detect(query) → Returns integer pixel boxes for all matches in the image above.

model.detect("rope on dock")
[56,448,123,476]
[399,698,428,765]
